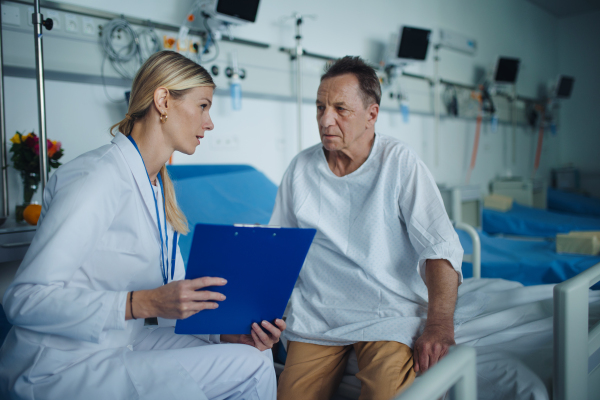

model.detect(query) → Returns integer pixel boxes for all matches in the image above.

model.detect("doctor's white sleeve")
[2,162,127,343]
[397,152,464,283]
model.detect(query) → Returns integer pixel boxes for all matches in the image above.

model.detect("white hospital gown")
[270,134,464,348]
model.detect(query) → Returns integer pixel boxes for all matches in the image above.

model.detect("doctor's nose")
[204,116,214,131]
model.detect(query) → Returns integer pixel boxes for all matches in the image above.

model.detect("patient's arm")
[413,259,459,373]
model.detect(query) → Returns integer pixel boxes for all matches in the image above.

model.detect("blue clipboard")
[175,223,316,334]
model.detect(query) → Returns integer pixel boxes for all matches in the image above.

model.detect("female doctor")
[0,50,285,400]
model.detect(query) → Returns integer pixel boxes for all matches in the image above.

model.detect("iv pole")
[32,0,53,193]
[0,4,9,220]
[294,14,303,153]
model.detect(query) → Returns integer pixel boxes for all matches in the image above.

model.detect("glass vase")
[16,171,40,222]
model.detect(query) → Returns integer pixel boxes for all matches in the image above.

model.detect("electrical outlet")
[82,17,95,36]
[65,13,78,33]
[47,10,61,30]
[212,136,239,149]
[2,5,21,26]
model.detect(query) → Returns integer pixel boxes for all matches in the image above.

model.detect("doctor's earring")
[160,111,168,124]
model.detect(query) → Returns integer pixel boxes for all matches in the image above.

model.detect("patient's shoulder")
[376,134,421,164]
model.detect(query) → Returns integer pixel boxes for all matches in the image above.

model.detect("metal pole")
[0,4,10,217]
[295,14,303,154]
[33,0,49,193]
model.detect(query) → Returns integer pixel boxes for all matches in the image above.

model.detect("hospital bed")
[547,188,600,219]
[482,202,600,238]
[456,228,600,288]
[553,261,600,400]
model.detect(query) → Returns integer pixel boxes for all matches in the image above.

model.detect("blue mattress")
[167,165,278,266]
[482,202,600,237]
[457,229,600,289]
[547,188,600,218]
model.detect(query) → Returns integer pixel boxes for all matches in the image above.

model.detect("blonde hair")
[110,51,215,234]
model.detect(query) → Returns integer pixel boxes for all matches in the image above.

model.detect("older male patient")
[271,56,464,400]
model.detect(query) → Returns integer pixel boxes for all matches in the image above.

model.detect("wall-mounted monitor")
[556,75,575,98]
[213,0,261,24]
[397,26,431,60]
[386,26,431,66]
[494,57,520,83]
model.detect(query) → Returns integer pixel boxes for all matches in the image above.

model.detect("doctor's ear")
[153,87,170,114]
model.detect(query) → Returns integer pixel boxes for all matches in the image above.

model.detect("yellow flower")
[10,133,22,144]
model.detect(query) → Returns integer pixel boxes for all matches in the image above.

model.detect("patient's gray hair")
[321,56,381,107]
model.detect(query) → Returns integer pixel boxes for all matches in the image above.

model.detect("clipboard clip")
[233,224,281,228]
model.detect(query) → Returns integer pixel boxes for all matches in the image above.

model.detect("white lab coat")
[0,133,276,400]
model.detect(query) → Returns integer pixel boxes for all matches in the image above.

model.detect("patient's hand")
[413,322,455,373]
[221,319,286,351]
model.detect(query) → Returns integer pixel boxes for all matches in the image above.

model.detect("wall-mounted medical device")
[211,0,261,25]
[386,26,432,66]
[555,75,575,99]
[439,29,477,55]
[493,56,520,83]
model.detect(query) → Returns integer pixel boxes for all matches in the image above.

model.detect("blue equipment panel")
[175,223,316,334]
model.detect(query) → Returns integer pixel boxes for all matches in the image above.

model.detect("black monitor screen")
[216,0,260,23]
[397,26,431,61]
[494,57,520,83]
[557,76,575,98]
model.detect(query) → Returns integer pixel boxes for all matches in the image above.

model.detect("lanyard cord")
[127,135,172,285]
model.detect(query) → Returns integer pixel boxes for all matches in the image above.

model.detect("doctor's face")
[316,74,376,153]
[166,86,214,155]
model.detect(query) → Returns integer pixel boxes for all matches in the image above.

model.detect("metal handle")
[33,0,49,194]
[1,241,32,248]
[0,4,9,218]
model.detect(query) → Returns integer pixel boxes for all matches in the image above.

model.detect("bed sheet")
[482,202,600,237]
[457,229,600,289]
[167,165,278,265]
[547,188,600,218]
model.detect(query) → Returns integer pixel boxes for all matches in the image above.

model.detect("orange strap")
[466,101,483,184]
[533,110,545,178]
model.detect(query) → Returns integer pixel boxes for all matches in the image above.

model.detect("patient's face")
[166,86,214,155]
[316,74,372,153]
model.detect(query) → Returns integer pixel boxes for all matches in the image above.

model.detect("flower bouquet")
[9,132,63,221]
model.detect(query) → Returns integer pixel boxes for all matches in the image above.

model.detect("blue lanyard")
[127,135,175,285]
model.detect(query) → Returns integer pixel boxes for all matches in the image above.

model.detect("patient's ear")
[366,103,379,128]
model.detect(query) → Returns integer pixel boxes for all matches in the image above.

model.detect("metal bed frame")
[454,222,481,279]
[395,346,477,400]
[553,261,600,400]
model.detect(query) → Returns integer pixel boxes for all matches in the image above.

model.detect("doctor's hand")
[413,322,455,373]
[131,277,227,320]
[221,319,286,351]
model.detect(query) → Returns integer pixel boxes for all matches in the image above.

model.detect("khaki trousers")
[277,341,416,400]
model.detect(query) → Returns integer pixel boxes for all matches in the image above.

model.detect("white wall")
[557,10,600,197]
[2,0,567,215]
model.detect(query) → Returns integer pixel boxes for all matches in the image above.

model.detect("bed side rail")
[454,222,481,279]
[395,346,477,400]
[553,262,600,400]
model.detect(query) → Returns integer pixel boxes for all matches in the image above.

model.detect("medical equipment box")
[490,177,546,209]
[556,231,600,256]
